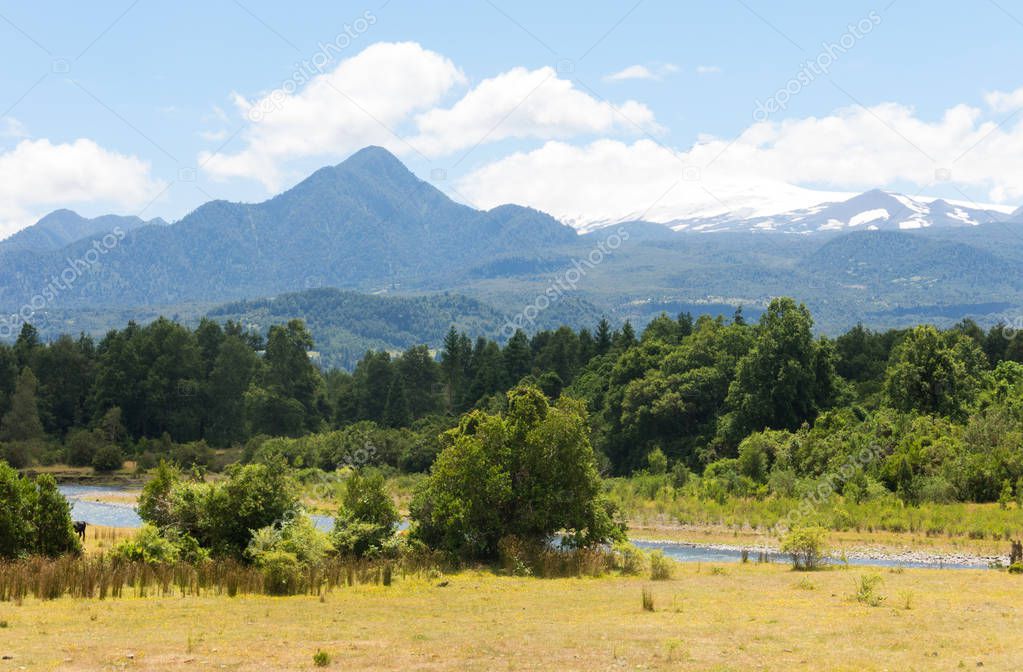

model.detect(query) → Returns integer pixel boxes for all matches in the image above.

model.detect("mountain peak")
[340,145,409,173]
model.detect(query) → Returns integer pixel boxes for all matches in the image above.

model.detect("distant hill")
[207,288,537,369]
[0,146,578,307]
[0,209,165,253]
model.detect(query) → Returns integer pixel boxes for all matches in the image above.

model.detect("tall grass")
[0,553,442,602]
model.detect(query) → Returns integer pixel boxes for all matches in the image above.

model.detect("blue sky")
[1,0,1022,235]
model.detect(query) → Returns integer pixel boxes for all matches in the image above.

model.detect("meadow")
[2,561,1022,671]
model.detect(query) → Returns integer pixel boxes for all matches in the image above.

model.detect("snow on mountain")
[654,189,1016,235]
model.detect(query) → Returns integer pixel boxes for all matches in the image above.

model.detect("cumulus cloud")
[458,95,1023,228]
[0,138,165,239]
[199,42,466,189]
[410,66,658,156]
[201,42,658,185]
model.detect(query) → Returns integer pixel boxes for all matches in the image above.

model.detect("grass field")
[2,562,1022,671]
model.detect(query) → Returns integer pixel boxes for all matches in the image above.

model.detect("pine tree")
[0,368,44,442]
[383,377,412,428]
[503,330,532,384]
[595,318,613,355]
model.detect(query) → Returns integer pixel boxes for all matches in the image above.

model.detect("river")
[58,485,991,570]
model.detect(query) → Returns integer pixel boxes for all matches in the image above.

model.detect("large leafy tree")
[411,385,622,559]
[724,298,835,442]
[883,325,987,419]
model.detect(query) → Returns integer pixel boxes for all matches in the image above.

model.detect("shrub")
[247,516,332,566]
[111,525,180,564]
[313,650,331,667]
[91,443,123,472]
[646,448,668,475]
[65,429,102,467]
[780,526,828,570]
[257,550,301,595]
[332,470,398,557]
[649,550,673,580]
[137,458,299,558]
[853,573,885,606]
[613,542,645,575]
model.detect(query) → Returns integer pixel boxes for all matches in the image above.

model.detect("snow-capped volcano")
[658,189,1017,234]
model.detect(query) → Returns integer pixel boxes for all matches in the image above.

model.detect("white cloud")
[604,65,657,82]
[603,63,679,82]
[198,129,229,142]
[201,42,658,185]
[410,66,658,156]
[200,42,466,189]
[0,138,165,239]
[696,65,721,75]
[0,117,27,140]
[984,86,1023,113]
[458,96,1023,228]
[456,139,847,230]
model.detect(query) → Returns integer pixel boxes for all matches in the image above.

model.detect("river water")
[58,485,989,570]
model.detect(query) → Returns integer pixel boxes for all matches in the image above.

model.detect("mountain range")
[0,209,166,254]
[658,189,1018,235]
[2,146,1022,364]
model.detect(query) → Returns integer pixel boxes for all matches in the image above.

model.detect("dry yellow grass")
[81,525,135,555]
[2,563,1022,670]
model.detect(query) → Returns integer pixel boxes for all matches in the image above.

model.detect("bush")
[91,443,123,472]
[257,550,301,595]
[853,573,886,606]
[780,526,828,570]
[247,516,332,566]
[111,525,180,563]
[331,470,398,557]
[613,542,645,575]
[649,550,673,580]
[65,429,102,467]
[313,650,331,667]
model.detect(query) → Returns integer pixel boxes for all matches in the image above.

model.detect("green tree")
[332,470,399,556]
[0,368,44,442]
[33,474,81,557]
[725,298,833,440]
[92,443,124,472]
[883,325,986,419]
[411,386,622,559]
[502,329,532,383]
[206,336,260,445]
[0,460,35,558]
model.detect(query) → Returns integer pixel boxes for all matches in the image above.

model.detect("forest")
[1,297,1023,509]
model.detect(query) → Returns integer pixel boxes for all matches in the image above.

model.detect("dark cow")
[73,521,87,541]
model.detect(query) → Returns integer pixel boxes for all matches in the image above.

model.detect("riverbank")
[628,523,1015,567]
[2,563,1020,670]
